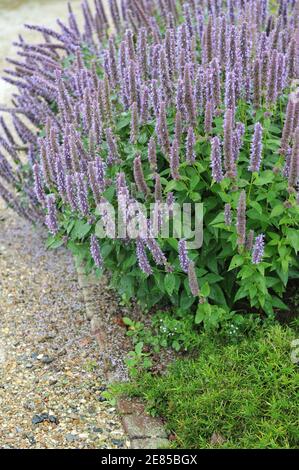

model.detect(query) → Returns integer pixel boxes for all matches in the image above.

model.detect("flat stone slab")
[122,414,168,439]
[131,438,170,449]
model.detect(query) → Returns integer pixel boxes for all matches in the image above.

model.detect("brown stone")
[117,398,145,416]
[210,432,226,446]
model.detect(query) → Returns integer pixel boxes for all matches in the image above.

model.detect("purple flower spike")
[45,194,58,235]
[88,162,102,204]
[188,261,199,297]
[223,108,236,178]
[210,136,223,183]
[175,110,182,144]
[280,98,295,155]
[90,234,103,269]
[136,238,153,275]
[252,234,265,264]
[170,138,180,180]
[156,101,171,157]
[267,50,278,105]
[33,163,45,206]
[246,230,255,252]
[288,128,299,190]
[148,137,157,173]
[178,239,190,273]
[186,127,196,164]
[75,172,89,216]
[94,157,106,192]
[130,101,138,144]
[204,100,213,135]
[66,174,77,211]
[140,85,149,123]
[145,233,168,267]
[154,173,162,202]
[106,128,119,165]
[183,64,196,127]
[55,154,66,198]
[224,203,232,226]
[249,123,263,173]
[134,154,149,196]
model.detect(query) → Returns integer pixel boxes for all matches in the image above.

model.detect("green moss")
[112,325,299,448]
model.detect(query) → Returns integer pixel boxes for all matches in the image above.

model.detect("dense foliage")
[111,324,299,448]
[0,0,298,327]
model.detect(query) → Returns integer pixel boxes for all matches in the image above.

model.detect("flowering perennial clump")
[0,0,298,322]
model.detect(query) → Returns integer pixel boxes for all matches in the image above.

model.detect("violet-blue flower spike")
[210,136,223,183]
[249,123,263,173]
[136,238,153,275]
[75,172,89,216]
[223,108,236,178]
[45,194,58,235]
[186,127,196,164]
[252,234,265,265]
[178,239,190,273]
[90,234,103,269]
[33,163,46,206]
[66,174,78,211]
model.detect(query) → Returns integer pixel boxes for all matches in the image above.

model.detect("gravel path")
[0,203,129,449]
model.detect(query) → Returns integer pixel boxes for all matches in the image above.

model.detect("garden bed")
[0,0,298,451]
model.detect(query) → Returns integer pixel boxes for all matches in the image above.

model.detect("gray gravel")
[0,203,129,449]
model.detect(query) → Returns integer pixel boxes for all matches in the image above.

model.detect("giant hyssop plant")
[0,0,298,329]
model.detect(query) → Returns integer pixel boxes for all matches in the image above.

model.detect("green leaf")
[195,302,211,324]
[286,228,299,253]
[200,282,210,298]
[228,254,244,271]
[122,254,137,270]
[270,204,285,218]
[190,173,200,190]
[234,287,248,302]
[209,212,225,226]
[271,296,289,311]
[165,180,187,192]
[167,238,178,251]
[116,115,131,130]
[122,317,134,326]
[172,340,181,352]
[164,273,176,295]
[209,284,227,306]
[135,342,143,355]
[71,220,92,240]
[46,237,64,250]
[250,201,263,215]
[254,171,275,186]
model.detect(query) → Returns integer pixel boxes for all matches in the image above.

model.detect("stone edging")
[76,265,169,450]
